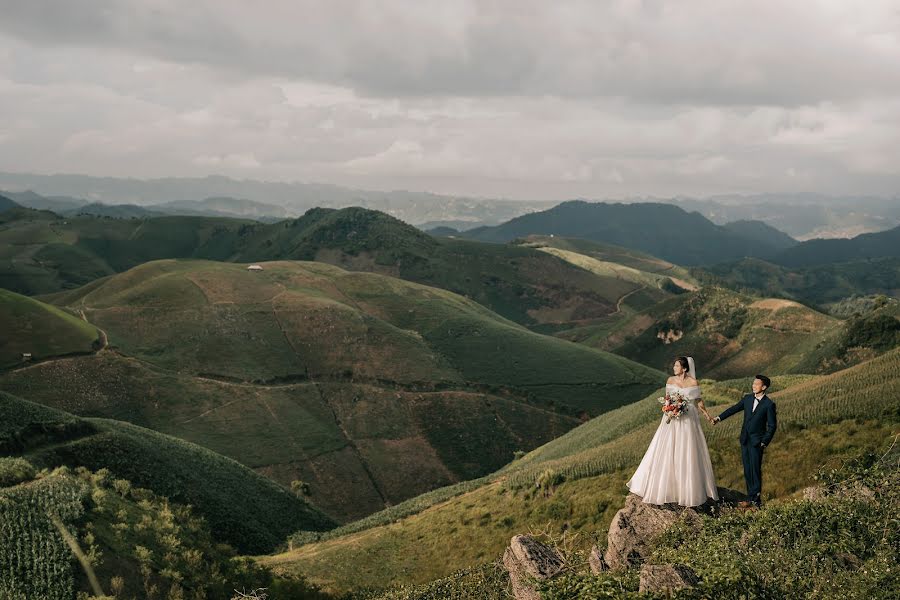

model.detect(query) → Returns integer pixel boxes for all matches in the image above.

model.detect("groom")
[713,374,777,508]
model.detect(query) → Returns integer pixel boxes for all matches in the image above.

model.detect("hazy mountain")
[723,219,797,250]
[151,196,292,220]
[0,194,19,212]
[416,219,491,232]
[771,224,900,267]
[463,200,782,265]
[679,193,900,240]
[0,171,556,225]
[69,202,163,219]
[2,189,88,213]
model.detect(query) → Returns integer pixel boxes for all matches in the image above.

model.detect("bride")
[626,356,719,507]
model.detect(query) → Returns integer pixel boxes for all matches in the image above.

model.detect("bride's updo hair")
[675,356,691,373]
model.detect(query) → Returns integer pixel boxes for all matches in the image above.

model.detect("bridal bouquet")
[658,391,689,424]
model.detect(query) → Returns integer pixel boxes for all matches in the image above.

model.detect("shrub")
[0,457,36,487]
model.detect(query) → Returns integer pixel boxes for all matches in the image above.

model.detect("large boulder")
[639,563,699,593]
[597,488,741,571]
[502,534,565,600]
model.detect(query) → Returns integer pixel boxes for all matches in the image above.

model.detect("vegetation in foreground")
[539,441,899,599]
[264,349,900,593]
[0,392,334,555]
[0,459,335,600]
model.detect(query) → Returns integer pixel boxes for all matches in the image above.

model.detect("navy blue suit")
[717,393,777,505]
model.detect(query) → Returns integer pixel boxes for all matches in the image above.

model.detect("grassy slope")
[694,256,900,306]
[264,348,900,593]
[0,259,662,522]
[0,211,251,295]
[0,206,656,331]
[232,208,660,328]
[0,288,99,368]
[604,287,841,378]
[0,392,334,555]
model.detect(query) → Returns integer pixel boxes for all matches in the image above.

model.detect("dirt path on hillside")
[615,285,647,314]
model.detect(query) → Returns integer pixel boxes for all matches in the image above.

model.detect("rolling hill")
[462,201,787,265]
[0,206,676,332]
[0,288,101,368]
[723,219,797,250]
[601,287,843,378]
[0,194,19,212]
[0,259,662,522]
[0,391,335,555]
[264,348,900,593]
[771,224,900,267]
[695,256,900,306]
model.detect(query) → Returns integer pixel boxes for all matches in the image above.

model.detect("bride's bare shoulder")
[683,376,699,386]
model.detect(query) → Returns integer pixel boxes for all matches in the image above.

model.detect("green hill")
[265,349,900,593]
[0,259,662,522]
[723,219,797,250]
[695,256,900,306]
[773,224,900,267]
[0,206,671,331]
[610,287,840,378]
[463,201,783,265]
[0,392,335,555]
[0,211,251,295]
[0,288,100,368]
[0,194,19,212]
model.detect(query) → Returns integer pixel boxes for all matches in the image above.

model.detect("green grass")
[540,443,899,599]
[608,287,841,378]
[266,349,900,593]
[0,392,335,554]
[0,288,99,368]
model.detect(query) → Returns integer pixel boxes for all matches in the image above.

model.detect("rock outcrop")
[639,563,699,593]
[502,535,565,600]
[593,488,742,573]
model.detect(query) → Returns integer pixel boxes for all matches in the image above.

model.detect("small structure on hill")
[247,264,264,272]
[22,353,32,362]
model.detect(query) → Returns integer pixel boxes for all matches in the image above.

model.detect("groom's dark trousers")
[717,394,777,505]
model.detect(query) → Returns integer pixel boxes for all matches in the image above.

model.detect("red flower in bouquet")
[657,391,689,424]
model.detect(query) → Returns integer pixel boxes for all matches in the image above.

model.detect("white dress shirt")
[752,393,764,412]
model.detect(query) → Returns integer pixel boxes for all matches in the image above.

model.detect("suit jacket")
[718,393,777,447]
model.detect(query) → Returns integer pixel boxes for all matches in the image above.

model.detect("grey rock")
[588,545,608,574]
[802,486,824,501]
[639,563,699,594]
[502,535,564,600]
[603,488,740,571]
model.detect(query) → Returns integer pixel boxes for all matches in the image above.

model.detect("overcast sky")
[0,0,898,200]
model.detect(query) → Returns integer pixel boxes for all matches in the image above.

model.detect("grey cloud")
[0,1,898,106]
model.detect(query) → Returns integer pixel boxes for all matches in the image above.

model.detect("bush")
[0,457,36,487]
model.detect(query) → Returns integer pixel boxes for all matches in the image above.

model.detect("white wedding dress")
[626,384,719,506]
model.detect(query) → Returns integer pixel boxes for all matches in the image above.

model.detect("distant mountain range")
[771,224,900,267]
[5,172,896,239]
[0,172,556,227]
[462,200,797,265]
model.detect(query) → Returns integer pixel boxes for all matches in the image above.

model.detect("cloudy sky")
[0,0,898,200]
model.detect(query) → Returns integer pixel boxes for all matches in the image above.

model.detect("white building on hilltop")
[247,264,264,271]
